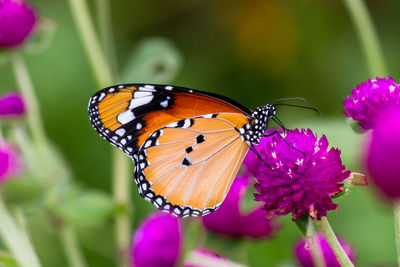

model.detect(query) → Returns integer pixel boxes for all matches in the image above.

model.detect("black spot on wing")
[182,157,191,166]
[196,134,205,144]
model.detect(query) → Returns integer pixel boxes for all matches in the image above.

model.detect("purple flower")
[131,212,182,267]
[0,0,37,48]
[247,129,350,221]
[0,93,25,117]
[201,174,279,239]
[0,141,21,184]
[295,234,356,267]
[343,77,400,130]
[366,108,400,198]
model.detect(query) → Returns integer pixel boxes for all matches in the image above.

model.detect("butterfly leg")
[263,130,304,156]
[250,145,272,170]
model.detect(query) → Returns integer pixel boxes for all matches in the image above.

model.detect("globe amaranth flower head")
[295,233,356,267]
[366,108,400,199]
[247,129,350,221]
[0,92,25,117]
[201,174,280,239]
[0,0,37,47]
[131,212,182,267]
[343,77,400,130]
[0,141,21,184]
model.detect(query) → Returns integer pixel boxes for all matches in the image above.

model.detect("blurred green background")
[1,0,400,266]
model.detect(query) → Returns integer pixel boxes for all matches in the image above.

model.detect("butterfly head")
[240,104,276,145]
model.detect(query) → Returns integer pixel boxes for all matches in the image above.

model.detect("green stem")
[317,217,354,267]
[9,51,49,157]
[59,224,88,267]
[67,0,112,87]
[0,197,41,267]
[306,222,326,267]
[342,0,386,77]
[68,1,131,266]
[96,0,118,78]
[112,150,131,266]
[394,201,400,267]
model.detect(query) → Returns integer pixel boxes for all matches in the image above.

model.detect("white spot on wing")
[98,92,106,101]
[144,140,152,148]
[134,91,153,98]
[117,110,135,124]
[182,119,191,128]
[165,86,173,90]
[129,96,154,109]
[167,121,178,127]
[160,100,168,108]
[115,128,126,136]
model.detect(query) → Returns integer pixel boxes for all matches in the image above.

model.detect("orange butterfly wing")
[88,84,253,217]
[135,113,250,217]
[88,84,251,155]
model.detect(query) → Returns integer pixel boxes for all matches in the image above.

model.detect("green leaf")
[1,177,44,206]
[120,38,182,83]
[294,214,309,236]
[0,251,18,267]
[54,190,114,227]
[182,219,202,257]
[346,117,365,134]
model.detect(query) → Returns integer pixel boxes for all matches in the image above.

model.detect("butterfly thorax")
[239,104,276,146]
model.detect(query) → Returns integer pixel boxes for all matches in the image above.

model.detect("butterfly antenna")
[250,146,272,170]
[269,97,306,105]
[274,103,322,117]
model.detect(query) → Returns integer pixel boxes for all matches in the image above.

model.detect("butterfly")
[88,84,281,217]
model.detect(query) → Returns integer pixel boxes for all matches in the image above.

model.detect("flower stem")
[67,0,112,87]
[67,1,131,266]
[112,151,132,266]
[59,224,88,267]
[0,197,41,267]
[342,0,386,77]
[306,221,326,267]
[96,0,118,78]
[393,200,400,266]
[317,217,354,267]
[9,51,49,158]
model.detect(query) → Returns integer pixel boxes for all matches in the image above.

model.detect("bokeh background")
[1,0,400,266]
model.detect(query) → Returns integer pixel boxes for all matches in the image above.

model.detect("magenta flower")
[0,141,21,184]
[366,108,400,198]
[247,129,350,221]
[0,0,36,47]
[295,234,356,267]
[131,212,182,267]
[201,174,279,238]
[343,77,400,130]
[0,93,25,117]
